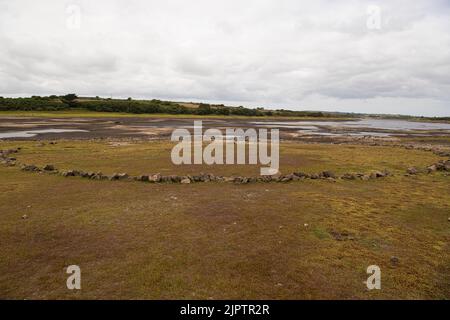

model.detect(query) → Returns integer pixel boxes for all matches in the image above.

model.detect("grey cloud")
[0,0,449,116]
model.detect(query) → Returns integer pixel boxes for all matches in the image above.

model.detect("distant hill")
[1,94,449,121]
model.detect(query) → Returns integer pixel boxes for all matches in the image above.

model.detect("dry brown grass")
[0,140,449,299]
[1,140,442,177]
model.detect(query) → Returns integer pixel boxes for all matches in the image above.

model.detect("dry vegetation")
[0,139,449,299]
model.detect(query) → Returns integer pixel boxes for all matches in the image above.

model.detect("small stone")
[21,164,39,172]
[170,175,182,183]
[341,173,356,180]
[374,171,385,178]
[22,214,28,219]
[136,175,149,182]
[43,164,55,171]
[117,173,128,180]
[390,256,399,266]
[322,171,336,178]
[180,178,191,184]
[406,167,418,175]
[149,173,161,183]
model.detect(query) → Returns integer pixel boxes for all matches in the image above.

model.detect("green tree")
[62,93,78,108]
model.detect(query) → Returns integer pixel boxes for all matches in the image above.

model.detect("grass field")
[0,140,444,177]
[0,139,449,299]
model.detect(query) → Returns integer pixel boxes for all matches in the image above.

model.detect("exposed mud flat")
[1,116,450,142]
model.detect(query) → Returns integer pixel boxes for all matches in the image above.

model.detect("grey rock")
[406,167,418,175]
[21,164,40,172]
[149,174,161,182]
[118,173,129,180]
[322,171,335,178]
[390,256,399,266]
[341,173,356,180]
[136,175,149,182]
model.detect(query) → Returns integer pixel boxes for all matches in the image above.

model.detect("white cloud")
[0,0,449,116]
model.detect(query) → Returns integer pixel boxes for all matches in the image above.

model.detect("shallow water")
[252,119,450,136]
[0,129,88,139]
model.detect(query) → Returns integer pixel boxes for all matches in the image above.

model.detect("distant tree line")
[0,94,333,117]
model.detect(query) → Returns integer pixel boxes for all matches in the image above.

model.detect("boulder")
[390,256,400,267]
[435,162,446,171]
[278,175,292,182]
[180,178,191,184]
[90,172,104,180]
[293,172,308,178]
[330,230,355,241]
[199,173,210,182]
[85,172,95,178]
[426,164,437,173]
[1,159,16,166]
[322,171,336,178]
[21,164,40,172]
[258,175,273,182]
[341,173,356,180]
[160,176,172,183]
[43,164,55,171]
[61,170,75,177]
[149,173,161,183]
[168,175,181,183]
[233,176,245,184]
[78,171,87,178]
[371,171,385,178]
[117,173,129,180]
[136,175,149,182]
[109,173,128,180]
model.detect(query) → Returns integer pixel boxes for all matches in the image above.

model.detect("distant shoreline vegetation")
[0,94,336,118]
[0,94,449,120]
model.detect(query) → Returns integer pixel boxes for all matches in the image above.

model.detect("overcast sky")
[1,0,449,116]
